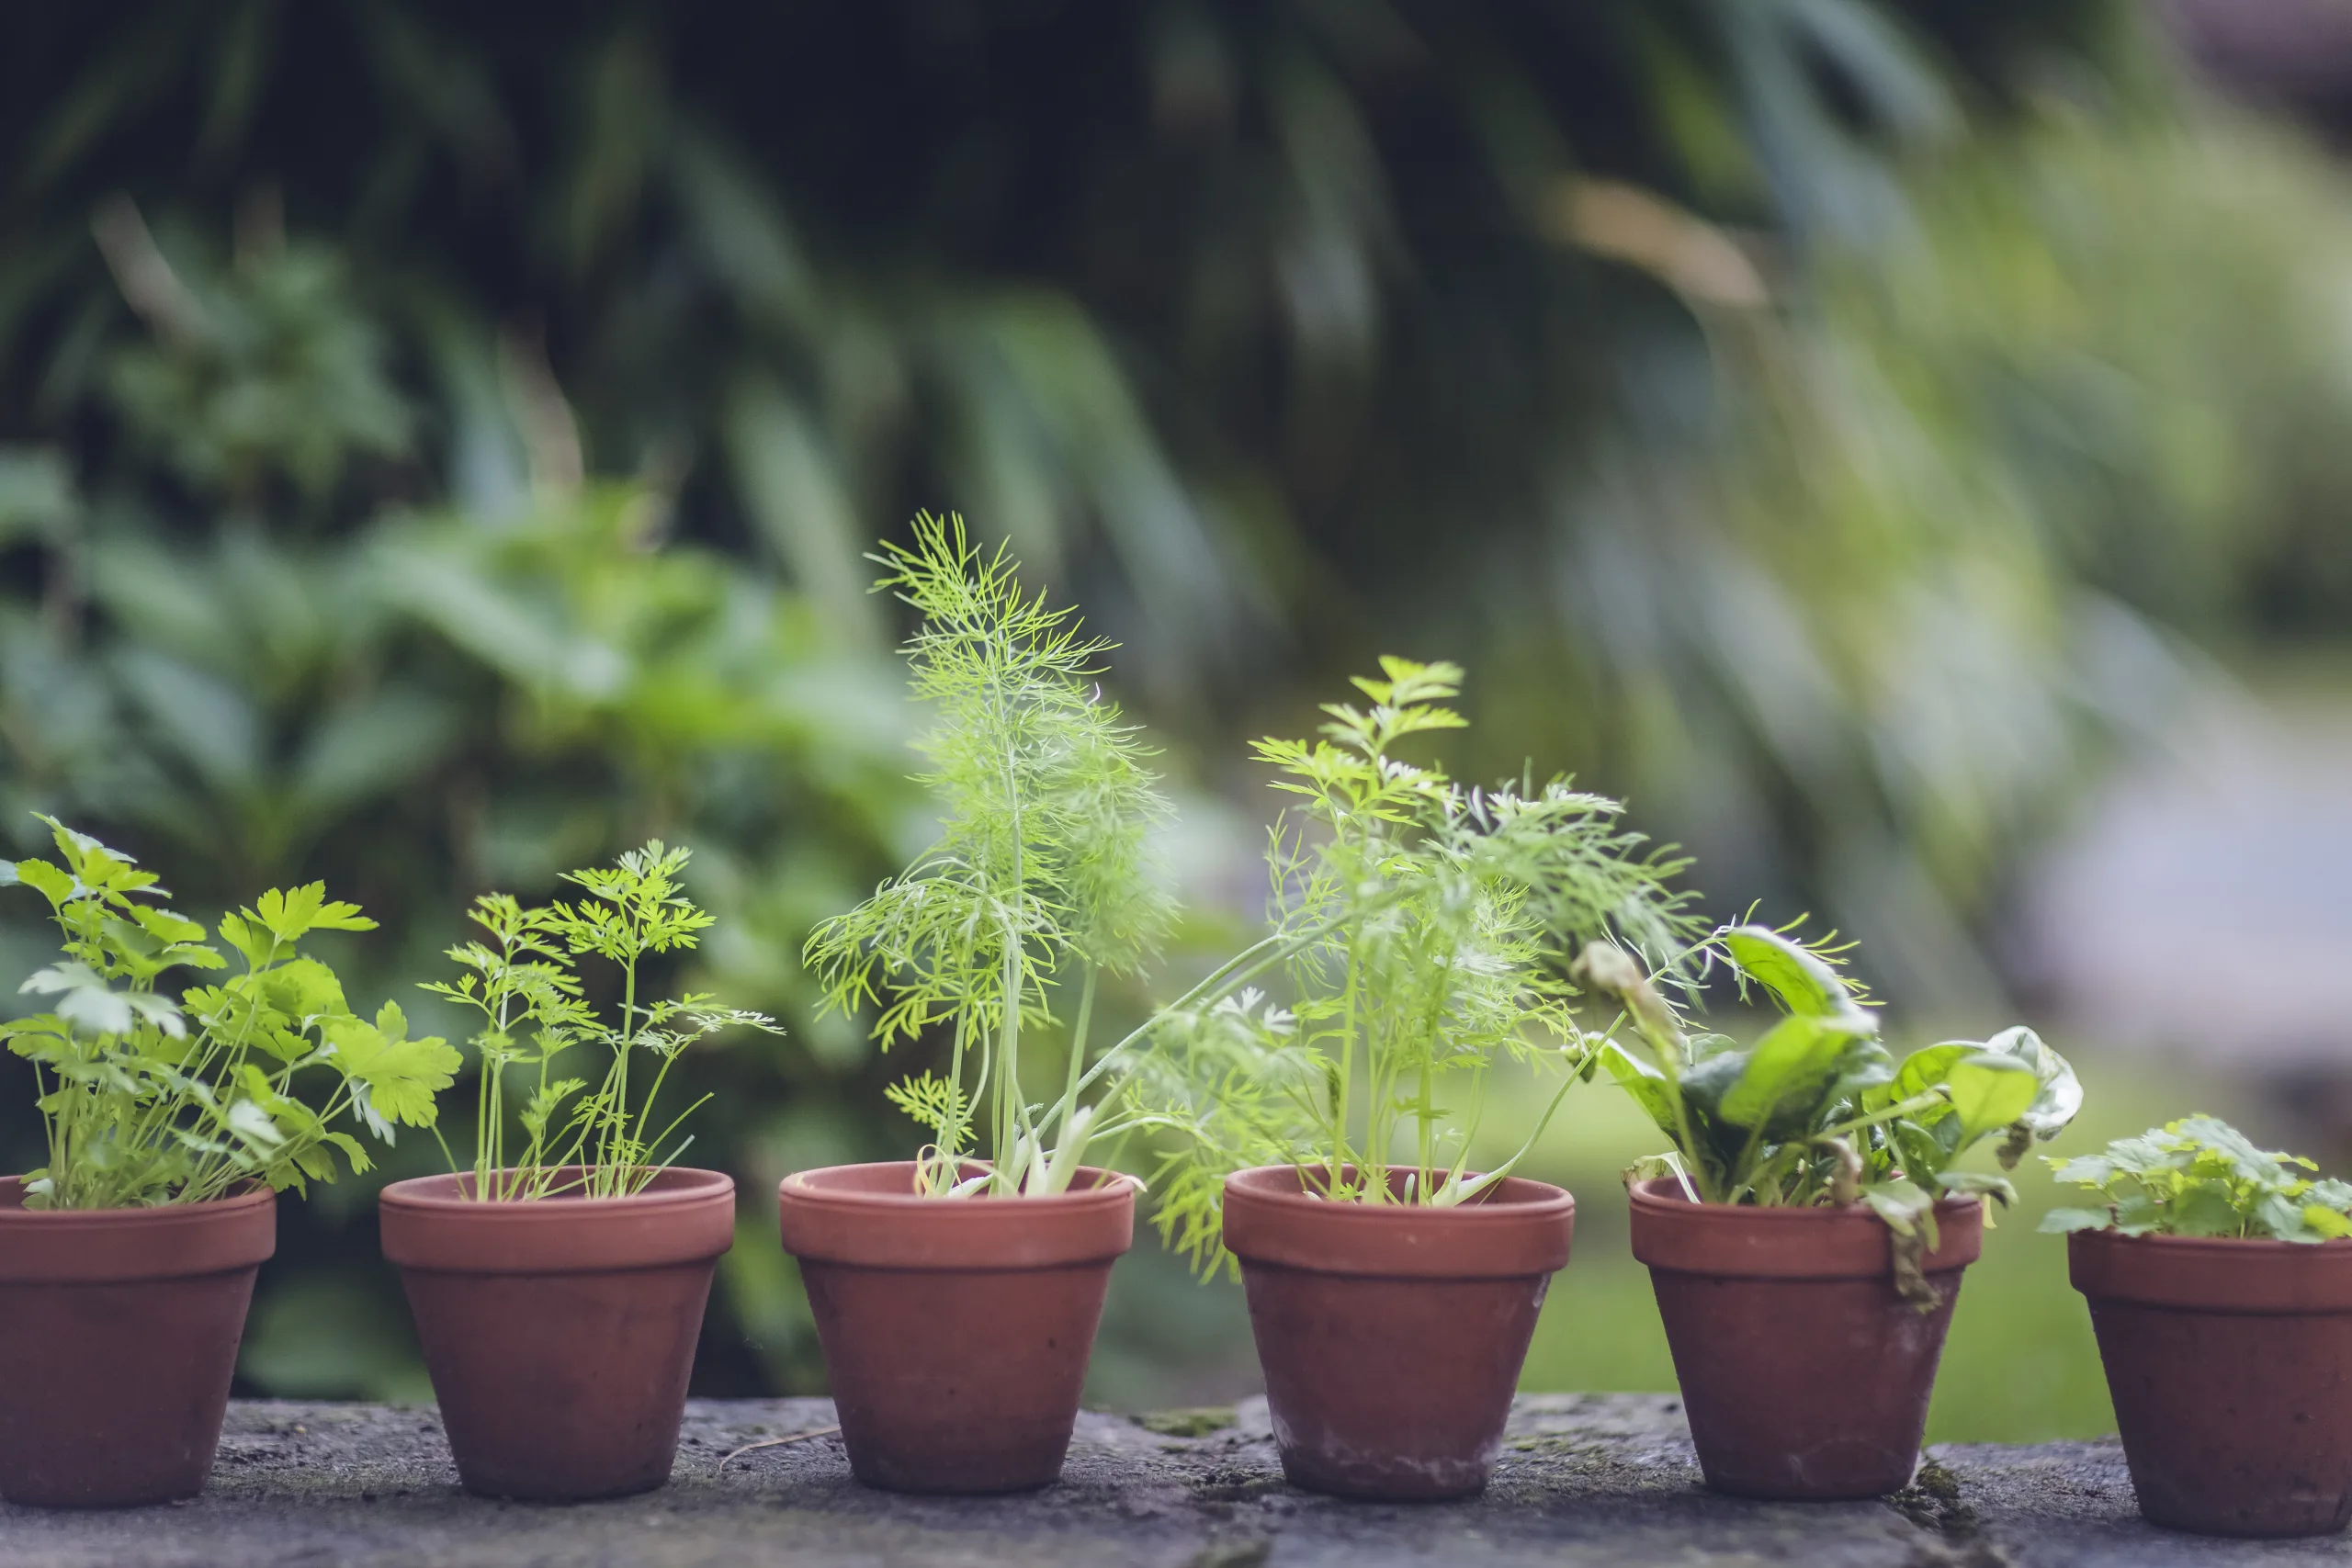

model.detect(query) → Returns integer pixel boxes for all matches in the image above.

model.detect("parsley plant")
[1,817,458,1209]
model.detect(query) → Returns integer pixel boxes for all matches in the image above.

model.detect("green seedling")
[423,840,777,1201]
[1,815,457,1209]
[1574,924,2081,1307]
[1125,658,1701,1274]
[806,513,1177,1198]
[2041,1115,2352,1243]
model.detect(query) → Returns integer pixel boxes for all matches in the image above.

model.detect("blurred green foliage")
[2,1,2346,1423]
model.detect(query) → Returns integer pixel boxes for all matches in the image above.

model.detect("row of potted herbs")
[2,514,2346,1540]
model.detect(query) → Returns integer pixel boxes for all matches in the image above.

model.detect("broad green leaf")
[1942,1055,2037,1144]
[322,1015,459,1127]
[1888,1043,1972,1108]
[218,912,271,968]
[1599,1041,1681,1141]
[2255,1191,2312,1240]
[2166,1185,2246,1236]
[254,958,351,1025]
[1975,1026,2082,1140]
[1721,926,1868,1024]
[2046,1152,2116,1187]
[1678,1043,1747,1105]
[1718,1012,1869,1130]
[250,884,378,942]
[225,1099,286,1148]
[2305,1204,2352,1240]
[1862,1176,1936,1233]
[1820,1041,1895,1115]
[2038,1206,2113,1235]
[20,964,185,1040]
[11,859,76,909]
[1863,1177,1944,1311]
[128,905,209,946]
[2175,1115,2292,1185]
[1937,1169,2017,1207]
[1892,1119,1948,1185]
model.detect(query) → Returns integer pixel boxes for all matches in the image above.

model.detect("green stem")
[1054,964,1099,1137]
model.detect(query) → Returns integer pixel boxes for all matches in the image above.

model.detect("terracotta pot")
[2071,1228,2352,1537]
[379,1167,734,1501]
[1222,1164,1575,1501]
[1627,1178,1981,1500]
[0,1177,275,1507]
[777,1162,1134,1494]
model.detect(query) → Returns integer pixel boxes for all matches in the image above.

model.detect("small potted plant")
[2044,1116,2352,1538]
[1575,931,2079,1500]
[0,817,453,1507]
[379,841,775,1502]
[789,513,1175,1494]
[1129,659,1699,1501]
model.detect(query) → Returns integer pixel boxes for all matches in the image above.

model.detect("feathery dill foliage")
[1,817,458,1209]
[1127,658,1702,1274]
[805,513,1175,1198]
[422,841,778,1201]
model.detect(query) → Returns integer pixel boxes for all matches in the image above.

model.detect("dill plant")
[1126,659,1702,1271]
[422,841,778,1201]
[0,817,458,1209]
[805,513,1176,1199]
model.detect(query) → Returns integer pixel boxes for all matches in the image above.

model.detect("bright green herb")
[1573,925,2081,1305]
[1126,658,1702,1274]
[0,816,458,1209]
[422,840,778,1201]
[805,513,1177,1198]
[2041,1116,2352,1243]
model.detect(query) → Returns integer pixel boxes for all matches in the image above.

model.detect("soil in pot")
[0,1178,276,1508]
[379,1167,734,1502]
[776,1162,1134,1494]
[1221,1164,1575,1502]
[1627,1177,1982,1501]
[2071,1228,2352,1538]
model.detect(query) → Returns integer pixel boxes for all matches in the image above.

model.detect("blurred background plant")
[5,0,2351,1433]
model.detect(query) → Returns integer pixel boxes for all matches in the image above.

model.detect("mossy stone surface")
[0,1395,2324,1565]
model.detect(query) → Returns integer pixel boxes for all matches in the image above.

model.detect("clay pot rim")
[380,1165,733,1213]
[1627,1176,1983,1277]
[381,1166,736,1275]
[1625,1177,1981,1223]
[2067,1224,2352,1313]
[0,1175,277,1283]
[2067,1226,2352,1254]
[1225,1162,1575,1219]
[777,1161,1138,1270]
[0,1175,275,1222]
[1222,1163,1575,1280]
[779,1160,1140,1209]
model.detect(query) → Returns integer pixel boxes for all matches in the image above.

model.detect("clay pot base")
[2072,1229,2352,1538]
[778,1162,1136,1495]
[1627,1179,1983,1502]
[1223,1165,1576,1502]
[0,1179,277,1508]
[380,1167,735,1502]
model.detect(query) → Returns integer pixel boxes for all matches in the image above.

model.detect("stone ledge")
[0,1397,2334,1567]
